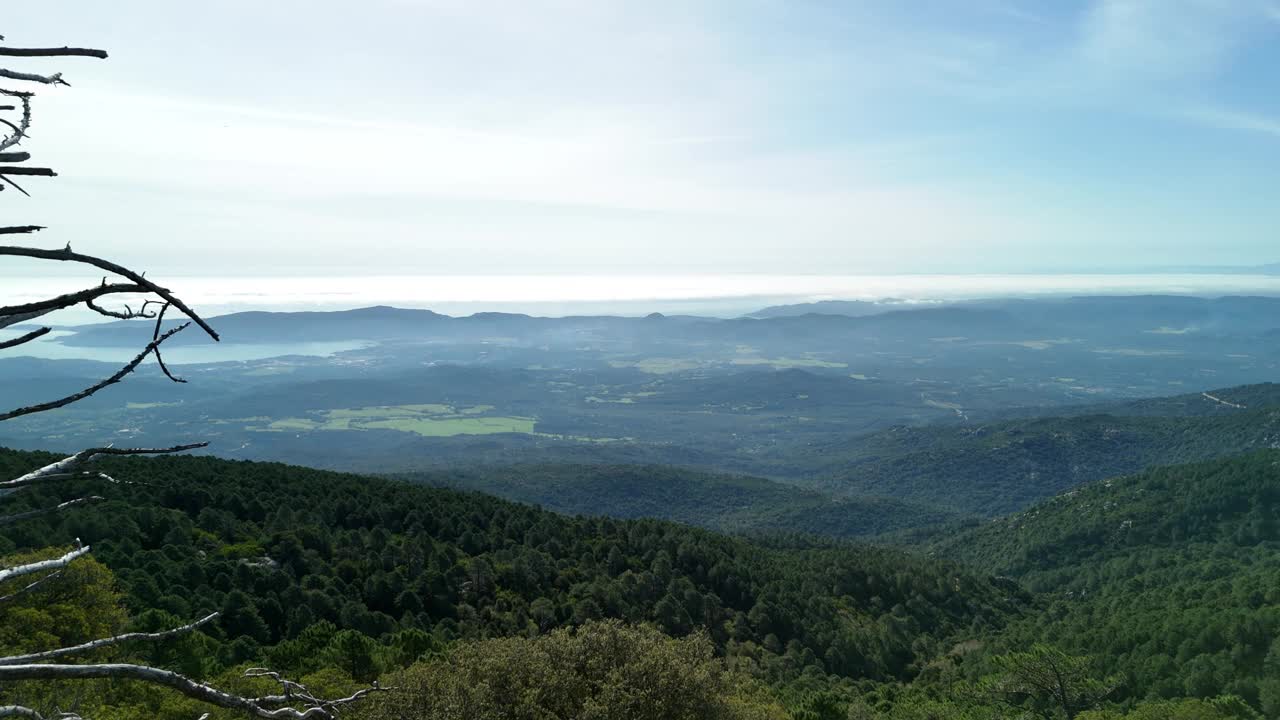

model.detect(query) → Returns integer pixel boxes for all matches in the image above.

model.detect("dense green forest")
[794,394,1280,516]
[0,447,1021,718]
[403,463,963,539]
[931,451,1280,714]
[4,445,1279,718]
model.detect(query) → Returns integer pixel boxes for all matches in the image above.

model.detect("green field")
[608,358,702,374]
[254,403,536,437]
[731,356,848,369]
[361,416,535,436]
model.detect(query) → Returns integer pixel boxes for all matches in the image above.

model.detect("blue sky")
[7,0,1280,276]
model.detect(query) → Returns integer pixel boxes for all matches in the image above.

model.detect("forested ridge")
[402,463,963,539]
[5,446,1280,718]
[0,447,1022,718]
[798,395,1280,516]
[929,450,1280,714]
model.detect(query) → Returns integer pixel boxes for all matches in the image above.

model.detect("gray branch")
[0,69,66,86]
[0,546,90,584]
[0,570,63,604]
[0,496,103,527]
[0,613,217,665]
[0,246,219,341]
[2,444,207,489]
[0,664,387,720]
[0,326,49,349]
[0,323,191,421]
[0,282,149,328]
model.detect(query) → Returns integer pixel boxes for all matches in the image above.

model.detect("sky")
[5,0,1280,277]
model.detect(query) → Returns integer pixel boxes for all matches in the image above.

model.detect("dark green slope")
[800,386,1280,516]
[932,451,1280,707]
[932,450,1280,579]
[0,447,1019,684]
[403,464,965,539]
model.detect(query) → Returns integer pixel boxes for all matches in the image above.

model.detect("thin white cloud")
[1077,0,1260,77]
[1181,107,1280,138]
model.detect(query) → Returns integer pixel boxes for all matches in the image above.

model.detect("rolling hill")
[931,450,1280,708]
[404,463,965,539]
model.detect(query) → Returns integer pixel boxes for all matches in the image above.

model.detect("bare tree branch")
[0,90,32,152]
[0,48,108,59]
[0,311,44,331]
[0,471,117,491]
[0,570,62,604]
[0,226,43,235]
[0,496,103,527]
[0,664,387,720]
[149,303,185,382]
[0,173,33,196]
[0,69,67,86]
[0,323,191,421]
[84,297,158,321]
[0,282,149,329]
[0,167,55,176]
[0,613,217,666]
[2,444,208,489]
[0,546,90,584]
[0,326,49,349]
[0,706,56,719]
[0,246,219,340]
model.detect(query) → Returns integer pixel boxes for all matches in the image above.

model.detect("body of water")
[6,331,369,365]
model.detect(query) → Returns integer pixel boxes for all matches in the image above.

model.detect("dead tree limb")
[0,664,388,720]
[0,326,49,349]
[0,546,91,584]
[0,69,67,86]
[0,282,150,329]
[0,613,217,665]
[0,48,108,60]
[0,323,191,421]
[0,571,63,605]
[0,706,54,719]
[0,497,104,528]
[2,443,208,489]
[0,247,219,340]
[0,90,32,152]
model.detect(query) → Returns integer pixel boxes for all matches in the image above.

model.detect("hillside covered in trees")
[0,447,1027,717]
[403,463,963,539]
[4,445,1280,718]
[929,450,1280,714]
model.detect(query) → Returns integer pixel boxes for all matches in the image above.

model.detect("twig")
[0,326,49,349]
[0,246,219,340]
[0,546,90,584]
[0,323,191,421]
[0,496,103,527]
[0,570,62,604]
[0,282,148,329]
[0,69,67,86]
[0,613,217,665]
[150,303,185,382]
[0,48,108,59]
[2,443,207,489]
[0,664,388,720]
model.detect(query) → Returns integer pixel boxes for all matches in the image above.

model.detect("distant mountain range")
[47,294,1280,347]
